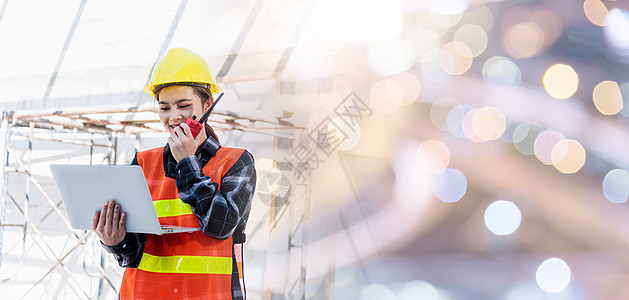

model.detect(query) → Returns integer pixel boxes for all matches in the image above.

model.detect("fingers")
[92,210,100,231]
[173,124,193,140]
[168,124,197,162]
[179,122,192,137]
[168,128,182,146]
[113,204,120,228]
[105,200,115,229]
[119,212,126,230]
[173,125,185,138]
[98,201,108,229]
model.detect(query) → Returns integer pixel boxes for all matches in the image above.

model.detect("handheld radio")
[184,92,224,139]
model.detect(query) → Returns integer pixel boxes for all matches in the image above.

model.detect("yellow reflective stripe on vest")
[153,198,194,218]
[138,253,232,274]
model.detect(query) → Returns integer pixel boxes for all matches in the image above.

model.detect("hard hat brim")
[144,81,222,97]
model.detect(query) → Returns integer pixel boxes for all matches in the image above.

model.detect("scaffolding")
[0,103,311,299]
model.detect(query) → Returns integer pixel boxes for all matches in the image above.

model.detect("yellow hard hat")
[144,48,221,96]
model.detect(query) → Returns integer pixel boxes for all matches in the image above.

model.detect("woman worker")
[92,48,257,300]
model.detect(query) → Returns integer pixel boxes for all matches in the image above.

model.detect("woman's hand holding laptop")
[93,199,127,246]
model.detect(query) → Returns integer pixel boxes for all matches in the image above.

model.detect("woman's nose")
[170,110,184,122]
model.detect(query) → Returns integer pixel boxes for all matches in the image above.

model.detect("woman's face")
[157,85,209,136]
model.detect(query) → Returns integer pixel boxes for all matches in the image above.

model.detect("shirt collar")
[201,134,221,157]
[163,135,221,178]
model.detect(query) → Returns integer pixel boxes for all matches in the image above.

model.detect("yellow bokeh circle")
[593,80,623,115]
[416,140,451,174]
[462,108,484,143]
[472,106,507,141]
[503,22,545,59]
[551,139,586,174]
[369,79,404,113]
[430,97,460,131]
[543,64,579,99]
[439,41,473,75]
[583,0,609,27]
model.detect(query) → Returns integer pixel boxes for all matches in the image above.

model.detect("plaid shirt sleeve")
[175,150,256,239]
[101,233,146,268]
[100,153,147,269]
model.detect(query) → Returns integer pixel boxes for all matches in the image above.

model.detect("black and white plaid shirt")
[102,136,256,300]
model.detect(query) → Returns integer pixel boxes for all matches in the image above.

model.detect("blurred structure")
[0,104,302,299]
[2,0,629,299]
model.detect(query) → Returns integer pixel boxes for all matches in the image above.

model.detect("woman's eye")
[160,107,169,111]
[179,105,191,109]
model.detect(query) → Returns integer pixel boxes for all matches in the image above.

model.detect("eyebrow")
[158,98,193,105]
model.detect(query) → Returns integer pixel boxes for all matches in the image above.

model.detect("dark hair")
[155,85,220,144]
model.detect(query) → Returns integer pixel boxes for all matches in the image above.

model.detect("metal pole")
[114,132,118,165]
[24,122,33,254]
[98,131,117,298]
[12,105,298,128]
[97,247,106,300]
[135,133,141,155]
[0,112,9,268]
[33,136,114,148]
[299,181,311,299]
[109,131,117,165]
[89,133,94,165]
[265,135,280,300]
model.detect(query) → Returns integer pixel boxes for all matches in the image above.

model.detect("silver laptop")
[50,164,199,235]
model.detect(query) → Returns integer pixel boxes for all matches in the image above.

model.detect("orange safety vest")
[120,146,245,300]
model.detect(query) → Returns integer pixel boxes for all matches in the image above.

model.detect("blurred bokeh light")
[482,56,522,91]
[536,258,571,293]
[369,79,404,113]
[359,284,396,300]
[416,140,450,174]
[399,280,441,300]
[603,8,629,60]
[470,106,506,142]
[430,97,460,131]
[505,281,546,300]
[513,122,543,155]
[433,168,467,203]
[420,48,451,82]
[390,72,421,106]
[543,64,579,99]
[503,22,545,59]
[447,104,475,139]
[408,29,442,65]
[593,80,624,115]
[453,24,488,57]
[330,116,361,151]
[584,0,609,26]
[534,130,565,165]
[484,200,522,236]
[551,139,586,174]
[368,40,415,77]
[439,41,473,75]
[603,169,629,204]
[428,11,463,29]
